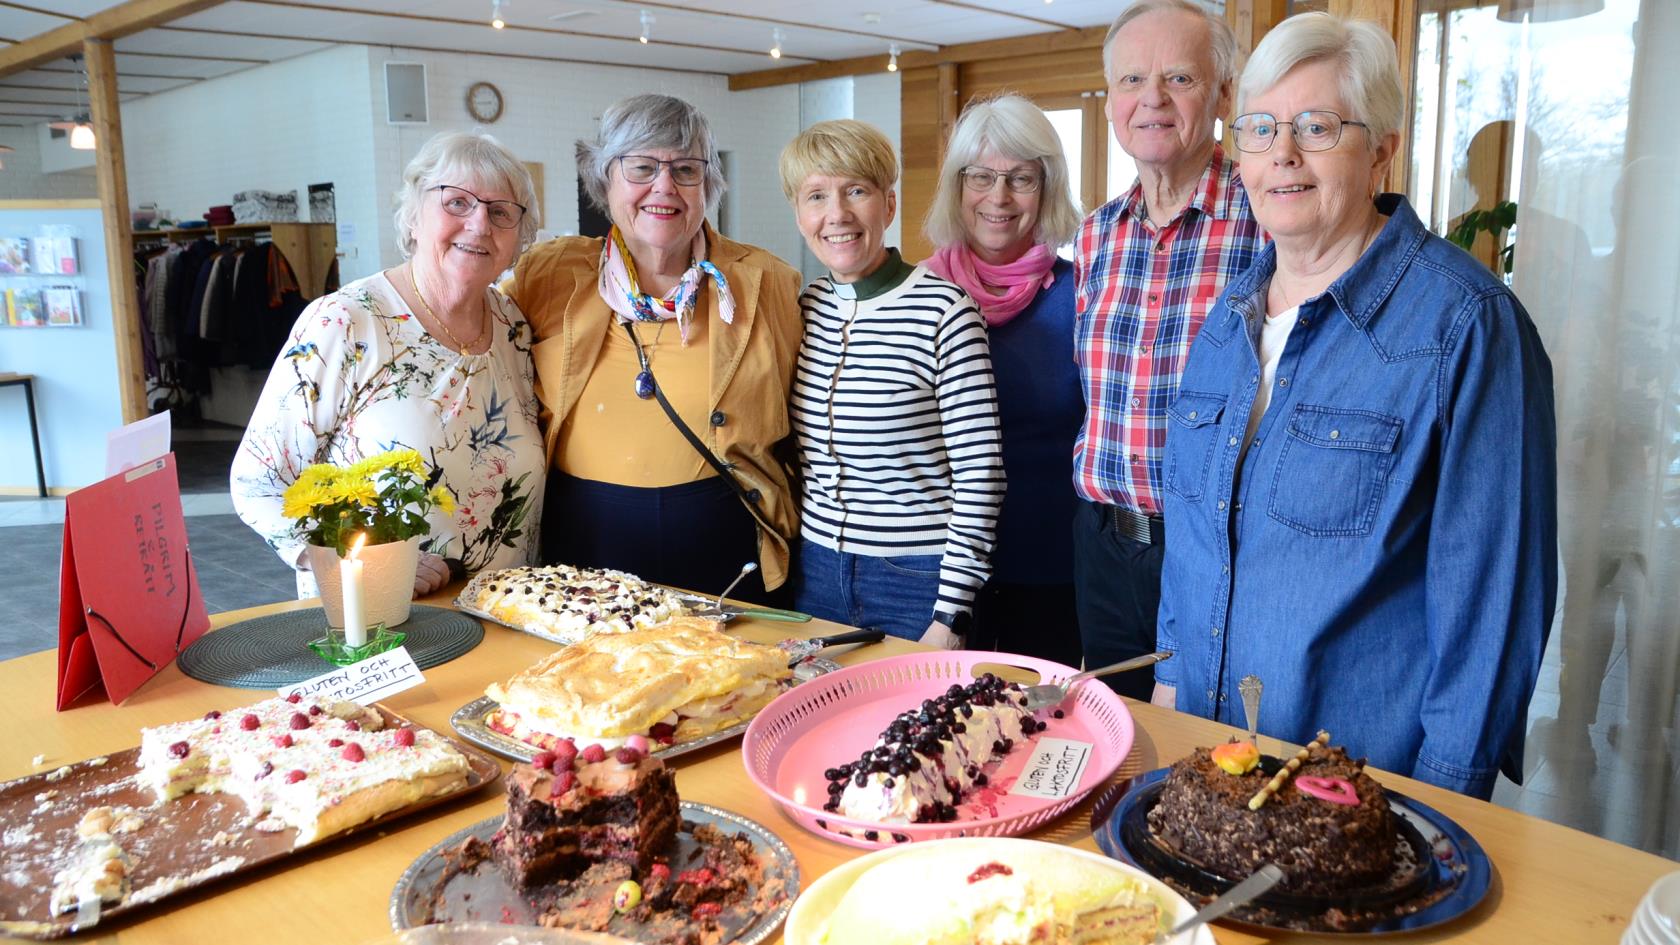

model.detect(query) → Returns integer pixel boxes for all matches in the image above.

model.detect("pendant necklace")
[626,319,666,399]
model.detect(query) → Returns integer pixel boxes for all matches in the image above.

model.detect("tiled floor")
[0,426,1669,861]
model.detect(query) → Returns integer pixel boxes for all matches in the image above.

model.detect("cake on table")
[823,672,1046,824]
[485,616,794,753]
[462,563,691,644]
[136,693,471,846]
[1146,737,1402,896]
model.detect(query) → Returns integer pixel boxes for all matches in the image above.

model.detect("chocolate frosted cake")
[492,740,679,887]
[1147,741,1400,896]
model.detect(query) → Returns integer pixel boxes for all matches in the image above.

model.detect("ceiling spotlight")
[491,0,505,29]
[887,43,900,72]
[69,123,95,150]
[639,9,653,43]
[770,27,784,59]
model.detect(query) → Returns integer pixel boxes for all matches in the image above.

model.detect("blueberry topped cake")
[136,694,471,846]
[821,673,1046,824]
[462,564,690,644]
[1146,738,1402,896]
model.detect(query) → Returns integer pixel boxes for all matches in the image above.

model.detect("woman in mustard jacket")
[506,94,802,604]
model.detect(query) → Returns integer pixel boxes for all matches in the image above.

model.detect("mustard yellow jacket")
[506,227,804,590]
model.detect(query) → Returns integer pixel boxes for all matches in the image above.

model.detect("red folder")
[56,453,210,708]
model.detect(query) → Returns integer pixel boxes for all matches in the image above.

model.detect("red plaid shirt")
[1073,147,1266,514]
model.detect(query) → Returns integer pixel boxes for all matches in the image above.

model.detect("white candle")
[341,533,367,647]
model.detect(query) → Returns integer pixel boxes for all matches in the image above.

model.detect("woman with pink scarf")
[924,94,1085,665]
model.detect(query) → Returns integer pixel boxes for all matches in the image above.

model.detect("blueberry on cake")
[821,673,1047,824]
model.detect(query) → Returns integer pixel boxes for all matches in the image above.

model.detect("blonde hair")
[393,131,540,259]
[924,94,1082,251]
[1238,12,1405,142]
[779,119,899,202]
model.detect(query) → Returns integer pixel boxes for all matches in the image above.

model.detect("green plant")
[281,448,453,554]
[1447,200,1518,275]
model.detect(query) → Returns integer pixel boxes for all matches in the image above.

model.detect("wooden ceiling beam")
[0,0,226,76]
[729,24,1106,91]
[0,1,81,19]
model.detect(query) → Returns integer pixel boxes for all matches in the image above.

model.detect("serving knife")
[777,628,886,666]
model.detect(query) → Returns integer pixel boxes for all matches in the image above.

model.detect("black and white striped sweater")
[791,265,1006,617]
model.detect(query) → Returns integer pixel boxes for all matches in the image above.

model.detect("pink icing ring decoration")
[1296,776,1360,806]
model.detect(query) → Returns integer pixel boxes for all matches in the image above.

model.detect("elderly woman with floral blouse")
[233,131,544,598]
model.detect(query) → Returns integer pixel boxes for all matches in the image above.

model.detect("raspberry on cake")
[822,673,1043,825]
[137,694,472,845]
[491,740,680,888]
[1147,740,1401,896]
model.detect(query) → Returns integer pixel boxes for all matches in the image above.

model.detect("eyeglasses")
[430,185,526,229]
[959,166,1043,194]
[1231,111,1370,153]
[616,155,708,186]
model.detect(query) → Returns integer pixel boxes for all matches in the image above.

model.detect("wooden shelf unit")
[135,221,336,300]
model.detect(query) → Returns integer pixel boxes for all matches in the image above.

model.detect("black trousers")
[540,471,787,607]
[1071,500,1165,701]
[970,581,1082,669]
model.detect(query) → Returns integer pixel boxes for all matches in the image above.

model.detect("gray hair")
[1238,12,1405,142]
[576,94,726,216]
[1103,0,1238,88]
[393,131,540,259]
[924,94,1082,250]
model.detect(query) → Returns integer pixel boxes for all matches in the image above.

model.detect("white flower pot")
[306,536,422,629]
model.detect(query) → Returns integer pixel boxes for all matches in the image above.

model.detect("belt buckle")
[1111,505,1153,545]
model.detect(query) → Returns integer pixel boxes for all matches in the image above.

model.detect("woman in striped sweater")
[779,119,1006,647]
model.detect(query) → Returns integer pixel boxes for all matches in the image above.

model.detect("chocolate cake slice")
[493,740,679,888]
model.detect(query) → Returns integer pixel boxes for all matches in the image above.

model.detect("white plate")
[782,836,1215,945]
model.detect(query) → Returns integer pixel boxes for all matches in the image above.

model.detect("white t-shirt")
[1237,302,1299,471]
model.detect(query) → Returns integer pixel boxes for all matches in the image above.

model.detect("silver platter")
[450,658,841,764]
[451,593,730,647]
[389,802,799,945]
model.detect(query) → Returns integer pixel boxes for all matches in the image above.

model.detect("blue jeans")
[794,538,941,641]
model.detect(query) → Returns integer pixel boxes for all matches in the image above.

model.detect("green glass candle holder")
[308,624,406,666]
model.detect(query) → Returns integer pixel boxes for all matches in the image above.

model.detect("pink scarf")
[924,242,1057,327]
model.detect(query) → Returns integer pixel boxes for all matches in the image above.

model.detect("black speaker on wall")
[385,62,428,124]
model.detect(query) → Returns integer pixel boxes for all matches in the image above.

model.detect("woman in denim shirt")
[1153,12,1557,799]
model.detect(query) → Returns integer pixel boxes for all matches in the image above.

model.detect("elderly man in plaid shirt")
[1073,0,1267,699]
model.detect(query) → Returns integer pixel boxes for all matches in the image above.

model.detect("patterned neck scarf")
[599,226,734,345]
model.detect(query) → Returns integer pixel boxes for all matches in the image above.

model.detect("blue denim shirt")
[1156,195,1558,799]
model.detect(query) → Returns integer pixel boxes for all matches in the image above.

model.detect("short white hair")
[393,131,540,259]
[1103,0,1238,87]
[576,94,726,216]
[924,94,1081,250]
[1238,12,1405,142]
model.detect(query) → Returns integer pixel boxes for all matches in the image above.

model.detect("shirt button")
[1187,410,1198,420]
[1156,243,1168,253]
[1131,397,1141,407]
[1221,564,1229,573]
[1217,499,1227,510]
[1234,501,1243,511]
[1148,293,1159,303]
[710,410,727,427]
[1211,626,1221,638]
[1227,435,1239,446]
[1131,453,1142,463]
[746,488,763,503]
[1330,429,1341,440]
[1206,689,1216,702]
[1278,377,1289,388]
[1219,691,1228,703]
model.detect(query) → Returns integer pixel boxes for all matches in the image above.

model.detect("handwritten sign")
[280,647,424,706]
[1008,737,1093,800]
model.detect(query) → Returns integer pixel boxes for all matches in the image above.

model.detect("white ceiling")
[0,0,1135,127]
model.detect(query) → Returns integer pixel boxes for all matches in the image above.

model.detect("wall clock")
[466,82,504,123]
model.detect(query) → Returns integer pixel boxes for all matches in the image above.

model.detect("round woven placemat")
[177,605,484,689]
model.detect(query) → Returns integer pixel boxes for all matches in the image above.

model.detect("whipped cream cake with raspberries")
[136,693,471,845]
[821,673,1047,824]
[461,564,691,644]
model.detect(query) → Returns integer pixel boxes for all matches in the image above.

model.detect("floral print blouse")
[232,272,544,597]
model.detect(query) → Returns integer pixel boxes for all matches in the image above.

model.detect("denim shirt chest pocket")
[1268,404,1402,537]
[1165,391,1228,501]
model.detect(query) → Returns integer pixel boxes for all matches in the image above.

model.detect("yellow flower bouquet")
[282,448,454,555]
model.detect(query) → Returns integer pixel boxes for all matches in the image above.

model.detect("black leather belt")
[1096,502,1163,545]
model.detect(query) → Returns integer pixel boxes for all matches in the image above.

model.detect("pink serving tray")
[742,650,1134,850]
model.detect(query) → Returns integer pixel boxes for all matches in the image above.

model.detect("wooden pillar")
[83,37,145,423]
[1329,0,1418,193]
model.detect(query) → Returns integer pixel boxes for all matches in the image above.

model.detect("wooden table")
[0,594,1671,944]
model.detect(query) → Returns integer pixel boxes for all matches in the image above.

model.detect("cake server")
[1159,863,1284,942]
[1021,651,1171,712]
[777,628,886,666]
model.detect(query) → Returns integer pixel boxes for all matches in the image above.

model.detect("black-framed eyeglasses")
[430,185,526,229]
[1231,111,1370,153]
[959,166,1043,194]
[616,155,709,186]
